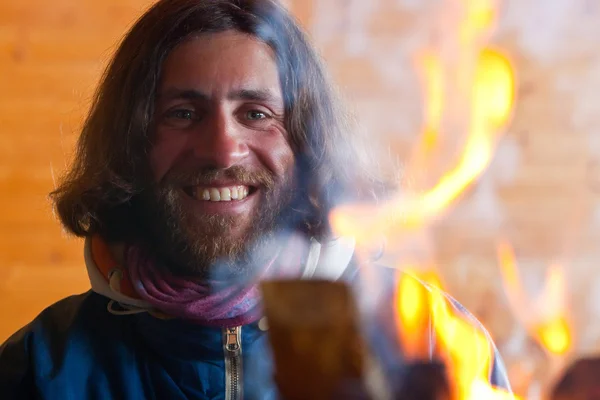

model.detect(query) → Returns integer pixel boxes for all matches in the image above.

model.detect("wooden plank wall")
[1,2,600,391]
[0,0,311,343]
[0,0,154,339]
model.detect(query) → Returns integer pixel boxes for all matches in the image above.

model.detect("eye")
[246,110,268,120]
[157,107,201,129]
[168,109,195,120]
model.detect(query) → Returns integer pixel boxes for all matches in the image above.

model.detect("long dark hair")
[50,0,386,242]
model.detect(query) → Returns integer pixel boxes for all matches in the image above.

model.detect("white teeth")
[194,186,250,201]
[209,188,220,201]
[221,188,231,201]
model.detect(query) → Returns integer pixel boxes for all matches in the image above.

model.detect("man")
[0,0,511,398]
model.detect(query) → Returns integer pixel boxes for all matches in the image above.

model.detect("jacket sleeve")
[358,266,515,394]
[443,292,513,391]
[0,325,36,399]
[490,346,512,390]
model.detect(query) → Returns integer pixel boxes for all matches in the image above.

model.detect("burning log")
[550,357,600,400]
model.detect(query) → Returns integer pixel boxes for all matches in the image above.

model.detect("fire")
[414,53,444,159]
[395,268,440,359]
[496,241,573,357]
[536,317,571,356]
[329,42,515,245]
[395,269,429,358]
[395,270,519,399]
[329,0,519,397]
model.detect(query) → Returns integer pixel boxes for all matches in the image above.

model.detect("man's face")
[140,30,295,277]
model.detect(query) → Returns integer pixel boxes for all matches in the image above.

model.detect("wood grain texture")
[0,0,152,341]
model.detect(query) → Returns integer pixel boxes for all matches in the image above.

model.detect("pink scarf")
[125,235,308,328]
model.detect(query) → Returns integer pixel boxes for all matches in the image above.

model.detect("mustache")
[161,166,276,190]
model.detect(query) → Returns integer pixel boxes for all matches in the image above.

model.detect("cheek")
[149,132,190,181]
[259,135,295,178]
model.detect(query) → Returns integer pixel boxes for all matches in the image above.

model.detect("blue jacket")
[0,238,513,399]
[1,291,280,399]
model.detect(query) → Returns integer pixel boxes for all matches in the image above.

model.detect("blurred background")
[1,0,600,396]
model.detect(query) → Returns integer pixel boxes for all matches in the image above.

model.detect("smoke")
[299,0,600,395]
[248,0,600,395]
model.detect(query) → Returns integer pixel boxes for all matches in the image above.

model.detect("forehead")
[159,30,281,96]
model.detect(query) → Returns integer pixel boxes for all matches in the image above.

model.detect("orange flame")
[333,0,519,396]
[536,316,571,356]
[395,270,520,399]
[395,269,442,359]
[329,48,514,248]
[329,0,515,245]
[395,270,431,359]
[329,50,515,245]
[415,53,444,159]
[496,241,573,357]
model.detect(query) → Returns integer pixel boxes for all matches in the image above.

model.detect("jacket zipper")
[223,326,243,400]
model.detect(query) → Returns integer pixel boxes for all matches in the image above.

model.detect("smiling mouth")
[184,185,256,202]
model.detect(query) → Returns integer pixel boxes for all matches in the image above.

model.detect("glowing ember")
[497,241,573,358]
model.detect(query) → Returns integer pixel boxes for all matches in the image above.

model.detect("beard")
[133,165,296,279]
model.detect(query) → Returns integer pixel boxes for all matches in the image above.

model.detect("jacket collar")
[84,234,356,310]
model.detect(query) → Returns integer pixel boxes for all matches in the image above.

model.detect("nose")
[191,111,249,168]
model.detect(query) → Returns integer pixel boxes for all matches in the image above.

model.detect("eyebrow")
[158,88,283,104]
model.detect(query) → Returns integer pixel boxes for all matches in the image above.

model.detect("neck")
[121,231,311,327]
